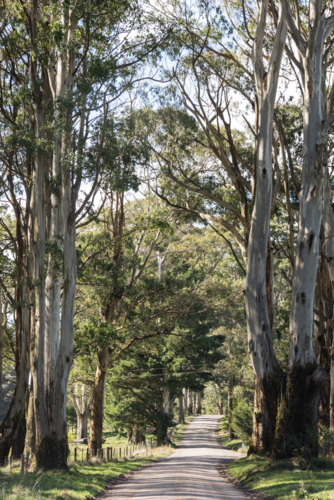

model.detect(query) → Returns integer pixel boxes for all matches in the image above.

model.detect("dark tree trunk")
[178,393,184,424]
[188,390,193,414]
[228,377,234,441]
[249,377,277,454]
[77,412,88,440]
[11,413,26,457]
[271,366,328,459]
[218,395,223,415]
[88,348,109,455]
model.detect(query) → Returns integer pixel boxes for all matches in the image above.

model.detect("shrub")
[318,426,334,459]
[68,432,75,444]
[231,402,253,442]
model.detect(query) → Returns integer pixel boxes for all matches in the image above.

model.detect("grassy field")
[228,455,334,499]
[0,417,193,500]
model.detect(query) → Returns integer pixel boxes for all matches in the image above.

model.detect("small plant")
[231,402,253,442]
[318,426,334,459]
[67,432,74,444]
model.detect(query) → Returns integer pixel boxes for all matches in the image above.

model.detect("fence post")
[74,448,77,462]
[9,455,12,474]
[4,457,7,468]
[86,448,89,461]
[111,447,113,460]
[82,449,83,462]
[20,454,24,475]
[101,448,104,461]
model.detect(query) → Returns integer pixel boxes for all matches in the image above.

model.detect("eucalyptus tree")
[140,0,288,450]
[262,0,334,457]
[0,0,167,468]
[0,203,30,457]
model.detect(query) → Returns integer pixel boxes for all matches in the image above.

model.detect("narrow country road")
[106,415,249,499]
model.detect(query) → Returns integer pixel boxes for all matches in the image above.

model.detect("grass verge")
[170,415,194,448]
[228,455,334,499]
[0,418,193,499]
[218,417,249,454]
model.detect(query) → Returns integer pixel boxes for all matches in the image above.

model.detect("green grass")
[220,433,249,453]
[0,446,171,499]
[218,417,249,453]
[228,455,334,499]
[1,419,192,499]
[68,430,129,454]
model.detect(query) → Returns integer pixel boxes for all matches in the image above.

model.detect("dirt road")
[106,415,249,499]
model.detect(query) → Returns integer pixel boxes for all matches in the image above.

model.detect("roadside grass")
[0,445,171,500]
[218,417,249,453]
[228,455,334,500]
[170,415,194,448]
[1,417,192,499]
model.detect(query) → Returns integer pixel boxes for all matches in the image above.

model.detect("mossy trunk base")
[36,436,68,469]
[249,375,280,455]
[271,365,328,460]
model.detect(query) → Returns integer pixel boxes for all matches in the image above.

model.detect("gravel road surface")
[107,415,249,499]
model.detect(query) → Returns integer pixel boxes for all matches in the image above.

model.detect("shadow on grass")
[229,455,334,500]
[0,453,169,500]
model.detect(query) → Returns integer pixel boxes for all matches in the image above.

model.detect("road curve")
[107,415,249,500]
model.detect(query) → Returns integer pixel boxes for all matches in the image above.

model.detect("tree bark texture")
[88,347,110,455]
[72,386,89,440]
[228,377,234,441]
[196,392,202,414]
[178,394,184,424]
[245,0,287,455]
[270,0,332,457]
[187,389,193,414]
[163,368,170,415]
[26,4,79,467]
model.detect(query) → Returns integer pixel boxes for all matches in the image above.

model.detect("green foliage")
[231,402,253,443]
[318,426,334,459]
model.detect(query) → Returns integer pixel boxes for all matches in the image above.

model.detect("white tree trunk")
[162,368,170,415]
[28,4,78,468]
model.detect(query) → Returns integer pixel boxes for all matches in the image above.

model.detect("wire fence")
[0,437,162,475]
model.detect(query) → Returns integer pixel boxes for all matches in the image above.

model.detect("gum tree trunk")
[187,389,193,414]
[245,0,287,453]
[196,392,201,414]
[88,347,110,455]
[218,394,223,415]
[26,2,80,468]
[183,388,188,414]
[0,166,31,457]
[162,368,170,415]
[178,393,184,424]
[321,151,334,431]
[228,377,234,441]
[72,386,89,440]
[271,0,331,458]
